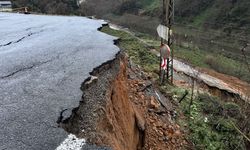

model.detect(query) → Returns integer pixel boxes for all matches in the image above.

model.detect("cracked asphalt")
[0,13,119,150]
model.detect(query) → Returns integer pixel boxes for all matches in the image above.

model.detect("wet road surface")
[0,13,119,150]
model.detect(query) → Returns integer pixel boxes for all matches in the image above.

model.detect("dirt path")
[173,59,250,102]
[198,67,250,100]
[108,23,250,103]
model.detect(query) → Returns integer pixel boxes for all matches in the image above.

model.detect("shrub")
[223,102,241,119]
[198,94,223,115]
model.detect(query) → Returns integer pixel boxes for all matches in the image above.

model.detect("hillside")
[9,0,250,82]
[11,0,250,33]
[141,0,250,34]
[3,1,250,149]
[80,0,250,83]
[11,0,78,14]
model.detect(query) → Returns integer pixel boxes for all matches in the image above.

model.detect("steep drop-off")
[58,49,186,149]
[59,52,144,150]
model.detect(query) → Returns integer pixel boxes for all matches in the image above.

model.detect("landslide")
[59,51,186,150]
[59,52,142,150]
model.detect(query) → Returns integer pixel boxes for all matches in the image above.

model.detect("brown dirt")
[63,52,188,150]
[198,67,250,100]
[94,55,187,150]
[95,59,142,150]
[128,79,187,150]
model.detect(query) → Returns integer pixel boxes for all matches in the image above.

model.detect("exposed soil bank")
[107,22,250,105]
[59,52,143,150]
[59,51,186,149]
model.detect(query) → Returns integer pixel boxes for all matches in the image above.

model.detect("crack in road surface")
[0,29,44,47]
[0,59,52,79]
[0,13,119,150]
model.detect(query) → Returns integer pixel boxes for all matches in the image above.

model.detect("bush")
[215,118,235,132]
[185,94,247,150]
[198,94,223,115]
[115,0,140,15]
[223,102,241,119]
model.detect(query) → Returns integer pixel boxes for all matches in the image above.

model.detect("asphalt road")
[0,13,119,150]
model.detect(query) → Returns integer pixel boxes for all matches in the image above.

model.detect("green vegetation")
[138,0,161,16]
[14,0,250,73]
[102,24,249,150]
[167,85,247,150]
[101,26,159,76]
[102,25,250,83]
[125,0,250,32]
[175,0,250,31]
[174,46,209,68]
[12,0,78,15]
[97,0,250,84]
[174,45,250,83]
[191,6,215,27]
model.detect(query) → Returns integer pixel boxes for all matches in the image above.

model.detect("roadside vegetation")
[174,45,250,83]
[161,84,249,150]
[90,0,250,83]
[12,0,78,15]
[101,26,159,79]
[101,26,249,150]
[170,86,247,150]
[13,0,250,83]
[102,25,250,83]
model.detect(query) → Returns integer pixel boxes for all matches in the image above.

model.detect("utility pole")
[162,0,174,83]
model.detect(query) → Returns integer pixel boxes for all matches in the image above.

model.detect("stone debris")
[127,62,188,150]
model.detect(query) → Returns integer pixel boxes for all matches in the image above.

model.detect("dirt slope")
[59,52,187,149]
[198,67,250,102]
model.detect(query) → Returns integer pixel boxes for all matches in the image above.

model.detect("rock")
[156,122,162,128]
[153,126,157,132]
[134,108,145,131]
[163,124,167,129]
[163,136,169,141]
[82,76,98,90]
[159,130,164,136]
[171,138,175,144]
[149,118,154,123]
[167,125,175,135]
[149,96,160,109]
[138,81,144,86]
[176,124,180,129]
[174,130,181,136]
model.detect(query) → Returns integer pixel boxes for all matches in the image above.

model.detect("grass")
[101,25,248,150]
[174,46,209,68]
[139,0,161,13]
[102,25,250,83]
[166,85,247,150]
[191,6,215,27]
[101,26,159,77]
[174,45,250,82]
